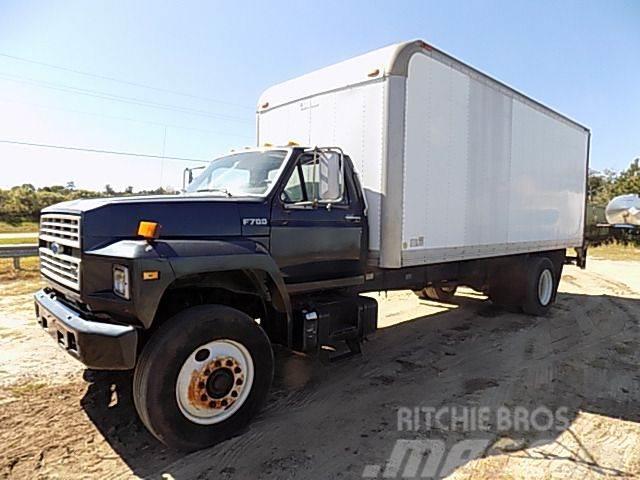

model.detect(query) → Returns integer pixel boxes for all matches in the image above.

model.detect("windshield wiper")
[195,188,233,197]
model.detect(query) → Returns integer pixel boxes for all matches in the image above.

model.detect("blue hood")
[43,195,270,251]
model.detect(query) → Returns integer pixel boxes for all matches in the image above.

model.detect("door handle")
[344,215,361,223]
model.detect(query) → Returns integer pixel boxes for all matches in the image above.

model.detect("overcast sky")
[0,0,638,191]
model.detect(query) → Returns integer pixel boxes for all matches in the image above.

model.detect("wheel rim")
[537,269,554,306]
[176,339,254,425]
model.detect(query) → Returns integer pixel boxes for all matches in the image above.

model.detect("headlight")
[113,264,130,299]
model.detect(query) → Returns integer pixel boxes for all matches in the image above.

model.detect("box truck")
[34,40,590,450]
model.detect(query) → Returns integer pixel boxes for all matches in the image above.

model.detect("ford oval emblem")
[50,242,62,255]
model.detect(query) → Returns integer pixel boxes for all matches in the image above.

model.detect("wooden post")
[13,257,20,270]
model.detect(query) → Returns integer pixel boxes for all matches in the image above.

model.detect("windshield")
[185,150,288,196]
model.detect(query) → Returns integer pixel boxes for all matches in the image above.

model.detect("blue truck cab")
[35,146,380,450]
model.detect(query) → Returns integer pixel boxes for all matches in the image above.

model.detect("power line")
[0,72,254,123]
[0,51,254,110]
[0,139,211,163]
[0,72,253,123]
[0,96,254,139]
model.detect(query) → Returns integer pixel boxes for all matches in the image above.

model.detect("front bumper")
[34,289,138,370]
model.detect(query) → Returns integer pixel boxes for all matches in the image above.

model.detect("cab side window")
[281,152,344,204]
[281,164,305,203]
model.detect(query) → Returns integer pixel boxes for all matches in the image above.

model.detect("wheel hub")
[206,367,234,399]
[176,339,254,425]
[537,268,554,306]
[188,356,244,410]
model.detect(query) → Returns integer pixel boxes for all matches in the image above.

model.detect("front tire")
[133,304,274,451]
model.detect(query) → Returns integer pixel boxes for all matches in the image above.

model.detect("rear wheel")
[521,257,557,316]
[489,256,558,315]
[415,285,458,302]
[133,304,273,451]
[488,281,521,311]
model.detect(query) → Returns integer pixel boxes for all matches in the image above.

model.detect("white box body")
[257,40,590,268]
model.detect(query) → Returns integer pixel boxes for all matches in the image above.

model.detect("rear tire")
[133,304,274,451]
[521,257,557,316]
[488,281,522,311]
[415,285,458,302]
[488,255,559,315]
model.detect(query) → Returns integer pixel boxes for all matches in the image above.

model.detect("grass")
[0,237,38,245]
[0,257,41,283]
[0,221,38,233]
[590,242,640,261]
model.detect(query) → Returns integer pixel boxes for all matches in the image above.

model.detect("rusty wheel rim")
[175,339,254,425]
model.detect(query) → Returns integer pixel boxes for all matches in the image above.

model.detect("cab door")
[270,150,364,285]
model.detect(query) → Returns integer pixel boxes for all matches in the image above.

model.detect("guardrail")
[0,244,38,269]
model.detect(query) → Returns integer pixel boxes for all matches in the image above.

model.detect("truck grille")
[40,214,81,248]
[39,247,81,291]
[39,214,81,291]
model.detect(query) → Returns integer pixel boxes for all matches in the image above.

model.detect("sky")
[0,0,638,191]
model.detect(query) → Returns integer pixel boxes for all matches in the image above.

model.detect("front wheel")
[133,304,274,451]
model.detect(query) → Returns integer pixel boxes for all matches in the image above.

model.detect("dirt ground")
[1,257,640,479]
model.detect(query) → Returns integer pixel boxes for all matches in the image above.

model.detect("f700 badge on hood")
[242,218,268,226]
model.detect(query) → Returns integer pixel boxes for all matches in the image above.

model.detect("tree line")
[0,183,175,223]
[0,158,637,224]
[589,158,639,206]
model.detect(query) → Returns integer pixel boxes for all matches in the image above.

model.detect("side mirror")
[309,147,344,203]
[182,166,205,191]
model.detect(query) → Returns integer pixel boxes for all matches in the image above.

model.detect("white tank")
[605,194,640,226]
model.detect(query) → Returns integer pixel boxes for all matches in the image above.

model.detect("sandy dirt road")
[1,258,639,479]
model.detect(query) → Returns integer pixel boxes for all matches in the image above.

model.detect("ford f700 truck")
[34,40,590,450]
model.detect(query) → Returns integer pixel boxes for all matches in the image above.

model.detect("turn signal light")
[137,221,161,240]
[142,270,160,281]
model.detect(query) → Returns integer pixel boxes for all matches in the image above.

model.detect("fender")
[161,239,292,345]
[164,239,289,297]
[86,239,292,344]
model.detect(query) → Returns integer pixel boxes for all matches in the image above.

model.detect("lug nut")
[200,394,207,401]
[234,367,241,374]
